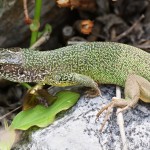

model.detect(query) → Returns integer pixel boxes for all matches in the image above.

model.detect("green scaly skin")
[1,42,149,84]
[23,42,150,86]
[0,42,150,103]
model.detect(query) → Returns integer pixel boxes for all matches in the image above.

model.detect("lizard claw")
[96,101,114,132]
[85,88,102,98]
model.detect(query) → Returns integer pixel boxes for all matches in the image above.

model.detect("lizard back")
[1,42,150,86]
[22,42,150,86]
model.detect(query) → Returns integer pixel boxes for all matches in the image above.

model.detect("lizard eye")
[0,64,2,70]
[18,68,24,75]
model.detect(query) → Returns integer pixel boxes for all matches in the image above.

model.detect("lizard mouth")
[0,63,48,83]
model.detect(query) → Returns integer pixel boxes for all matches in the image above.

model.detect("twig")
[23,0,32,24]
[0,106,22,121]
[23,0,29,20]
[135,44,150,50]
[30,32,51,49]
[112,15,145,42]
[116,86,128,150]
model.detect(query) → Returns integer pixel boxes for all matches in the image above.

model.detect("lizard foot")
[96,97,136,132]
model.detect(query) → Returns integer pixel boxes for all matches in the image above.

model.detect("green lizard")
[0,42,150,119]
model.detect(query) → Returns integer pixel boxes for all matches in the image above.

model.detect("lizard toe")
[96,97,135,131]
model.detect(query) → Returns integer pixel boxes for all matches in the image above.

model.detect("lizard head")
[0,48,23,65]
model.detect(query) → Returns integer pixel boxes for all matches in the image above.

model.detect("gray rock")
[14,86,150,150]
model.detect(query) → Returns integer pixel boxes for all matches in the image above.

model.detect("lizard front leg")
[97,74,150,129]
[44,72,101,96]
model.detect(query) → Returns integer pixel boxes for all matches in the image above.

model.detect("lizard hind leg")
[96,74,150,131]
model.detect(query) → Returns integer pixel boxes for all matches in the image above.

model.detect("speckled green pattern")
[22,42,150,86]
[0,42,150,87]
